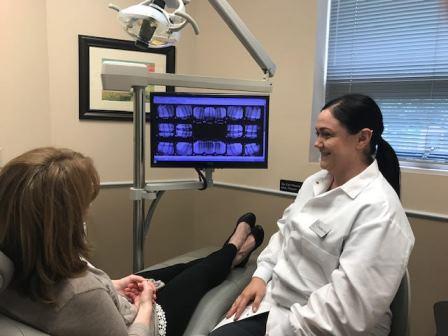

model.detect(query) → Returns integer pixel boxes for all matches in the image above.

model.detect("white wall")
[0,0,52,161]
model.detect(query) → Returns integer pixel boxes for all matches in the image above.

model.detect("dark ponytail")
[323,94,401,197]
[376,138,401,198]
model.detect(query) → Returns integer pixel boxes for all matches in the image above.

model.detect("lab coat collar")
[312,171,333,196]
[340,160,380,199]
[313,160,380,199]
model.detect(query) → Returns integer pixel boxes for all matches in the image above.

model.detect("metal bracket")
[204,168,214,187]
[129,187,157,200]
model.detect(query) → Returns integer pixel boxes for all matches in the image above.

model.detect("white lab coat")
[253,160,415,336]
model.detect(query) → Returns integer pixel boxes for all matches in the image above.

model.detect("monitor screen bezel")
[149,92,269,169]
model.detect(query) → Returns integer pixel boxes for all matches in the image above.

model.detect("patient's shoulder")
[56,267,113,308]
[0,269,112,332]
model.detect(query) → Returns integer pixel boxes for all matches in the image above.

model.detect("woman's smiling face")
[314,108,362,178]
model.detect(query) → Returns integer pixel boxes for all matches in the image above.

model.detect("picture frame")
[78,35,175,121]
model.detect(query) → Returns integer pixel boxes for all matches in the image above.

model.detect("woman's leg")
[137,258,203,284]
[156,244,237,336]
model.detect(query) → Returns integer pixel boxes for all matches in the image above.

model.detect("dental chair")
[0,247,256,336]
[389,269,411,336]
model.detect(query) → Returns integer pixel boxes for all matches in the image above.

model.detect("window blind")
[326,0,448,165]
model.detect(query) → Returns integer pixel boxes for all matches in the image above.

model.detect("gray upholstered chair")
[0,247,255,336]
[1,252,49,335]
[389,269,411,336]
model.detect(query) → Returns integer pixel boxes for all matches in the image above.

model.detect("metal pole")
[132,86,146,273]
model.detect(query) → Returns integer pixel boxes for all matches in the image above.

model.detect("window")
[321,0,448,169]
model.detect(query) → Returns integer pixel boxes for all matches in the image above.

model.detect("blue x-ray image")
[227,143,243,156]
[204,107,217,120]
[176,142,193,156]
[157,142,175,155]
[193,107,205,120]
[157,105,175,119]
[227,125,244,138]
[176,105,192,119]
[193,106,227,121]
[228,106,244,120]
[245,125,258,139]
[246,106,262,121]
[194,141,226,155]
[176,124,193,138]
[214,107,227,120]
[245,143,260,156]
[158,123,175,137]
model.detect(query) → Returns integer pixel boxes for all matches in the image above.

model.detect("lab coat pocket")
[296,236,339,288]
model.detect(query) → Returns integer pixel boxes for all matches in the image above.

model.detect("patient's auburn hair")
[0,147,100,303]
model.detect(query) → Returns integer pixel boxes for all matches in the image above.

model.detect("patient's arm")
[132,281,155,331]
[52,288,152,336]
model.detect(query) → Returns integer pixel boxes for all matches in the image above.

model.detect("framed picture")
[78,35,175,121]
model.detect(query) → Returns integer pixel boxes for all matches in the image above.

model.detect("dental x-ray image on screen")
[150,93,269,168]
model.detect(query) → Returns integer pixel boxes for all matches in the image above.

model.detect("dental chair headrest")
[0,251,14,293]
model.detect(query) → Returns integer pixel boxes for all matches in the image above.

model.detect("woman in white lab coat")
[210,94,415,336]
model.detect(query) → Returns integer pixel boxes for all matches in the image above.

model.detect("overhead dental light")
[108,0,276,78]
[109,0,199,49]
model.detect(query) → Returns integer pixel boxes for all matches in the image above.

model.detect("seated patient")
[0,147,264,336]
[211,94,415,336]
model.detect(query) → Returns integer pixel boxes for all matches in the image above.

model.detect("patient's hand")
[133,280,155,326]
[133,279,157,308]
[112,275,151,302]
[226,277,267,320]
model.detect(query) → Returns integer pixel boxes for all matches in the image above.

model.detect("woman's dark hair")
[322,94,401,197]
[0,147,100,303]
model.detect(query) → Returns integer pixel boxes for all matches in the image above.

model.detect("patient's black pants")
[137,244,236,336]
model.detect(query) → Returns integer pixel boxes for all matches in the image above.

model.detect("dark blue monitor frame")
[150,92,269,168]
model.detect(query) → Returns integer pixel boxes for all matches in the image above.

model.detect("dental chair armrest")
[0,251,49,335]
[0,315,49,336]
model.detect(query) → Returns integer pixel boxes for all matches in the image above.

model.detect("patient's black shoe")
[223,212,256,247]
[235,225,264,268]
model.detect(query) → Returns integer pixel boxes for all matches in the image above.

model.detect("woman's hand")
[226,277,267,320]
[133,280,156,326]
[133,280,157,310]
[112,275,152,303]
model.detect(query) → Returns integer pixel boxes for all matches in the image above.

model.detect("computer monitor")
[150,92,269,168]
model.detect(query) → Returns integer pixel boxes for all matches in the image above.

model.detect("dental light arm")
[208,0,276,78]
[109,0,276,77]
